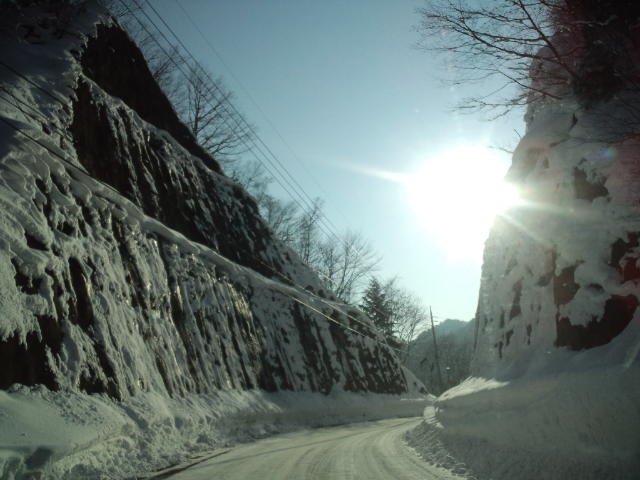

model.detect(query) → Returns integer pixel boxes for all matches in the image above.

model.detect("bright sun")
[404,145,520,261]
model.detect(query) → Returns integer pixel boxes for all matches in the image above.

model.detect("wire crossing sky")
[149,0,525,321]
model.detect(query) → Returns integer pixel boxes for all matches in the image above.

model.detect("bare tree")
[112,4,255,162]
[315,231,380,302]
[99,0,143,19]
[182,63,254,162]
[383,278,429,360]
[315,240,343,292]
[227,159,272,205]
[260,196,300,245]
[416,0,573,114]
[114,2,185,100]
[416,0,640,114]
[137,35,185,102]
[293,198,324,265]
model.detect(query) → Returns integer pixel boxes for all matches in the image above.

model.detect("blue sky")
[151,0,525,321]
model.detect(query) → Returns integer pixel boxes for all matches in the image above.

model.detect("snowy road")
[166,417,463,480]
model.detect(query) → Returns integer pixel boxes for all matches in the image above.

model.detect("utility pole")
[429,306,444,393]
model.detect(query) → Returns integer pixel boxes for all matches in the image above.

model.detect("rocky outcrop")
[72,23,308,284]
[0,5,414,402]
[410,7,640,479]
[472,94,640,379]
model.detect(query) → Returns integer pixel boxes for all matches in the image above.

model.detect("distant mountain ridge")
[404,318,474,394]
[429,318,468,337]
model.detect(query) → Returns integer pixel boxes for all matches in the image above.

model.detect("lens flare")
[404,146,519,260]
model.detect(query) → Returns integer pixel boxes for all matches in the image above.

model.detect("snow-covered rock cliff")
[0,3,421,477]
[472,97,640,380]
[410,7,640,479]
[437,93,640,479]
[411,103,640,479]
[0,2,413,400]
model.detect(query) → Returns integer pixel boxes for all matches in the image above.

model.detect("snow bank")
[0,387,428,479]
[408,313,640,479]
[409,365,640,479]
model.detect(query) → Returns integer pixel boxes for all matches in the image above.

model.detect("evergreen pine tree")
[360,277,393,339]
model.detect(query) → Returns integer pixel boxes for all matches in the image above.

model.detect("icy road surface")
[167,417,464,480]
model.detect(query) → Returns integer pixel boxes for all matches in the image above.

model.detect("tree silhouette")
[416,0,640,114]
[360,278,394,339]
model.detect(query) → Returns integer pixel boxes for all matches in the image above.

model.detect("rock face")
[420,10,640,479]
[472,92,640,379]
[471,5,640,380]
[0,6,413,401]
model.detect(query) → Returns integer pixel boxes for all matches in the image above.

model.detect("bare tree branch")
[418,0,640,116]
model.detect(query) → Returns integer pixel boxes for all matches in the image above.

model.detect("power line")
[0,60,69,106]
[0,116,73,162]
[0,88,74,143]
[0,110,400,353]
[0,15,408,356]
[121,0,336,241]
[135,0,387,298]
[6,0,332,249]
[248,254,401,349]
[0,112,124,197]
[4,2,388,300]
[136,0,344,244]
[132,0,315,210]
[170,2,338,216]
[174,1,350,234]
[106,1,420,340]
[0,97,400,355]
[115,0,305,209]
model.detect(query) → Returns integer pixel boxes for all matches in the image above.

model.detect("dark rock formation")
[0,9,413,401]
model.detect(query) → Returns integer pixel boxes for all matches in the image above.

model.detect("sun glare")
[405,145,519,261]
